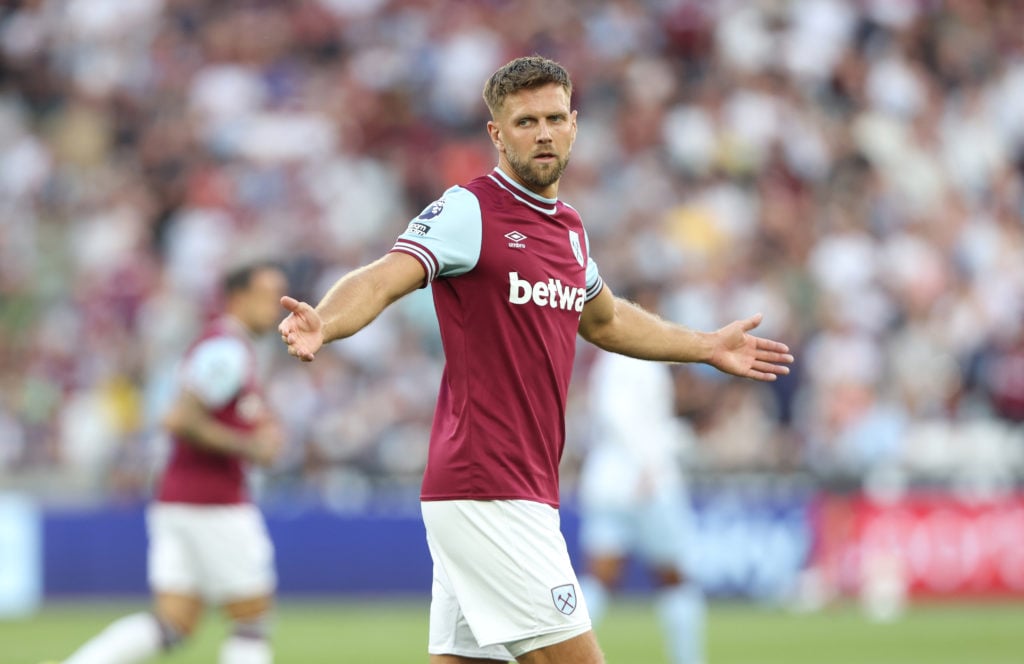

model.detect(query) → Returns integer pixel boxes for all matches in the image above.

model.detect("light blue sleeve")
[182,337,248,408]
[393,186,482,281]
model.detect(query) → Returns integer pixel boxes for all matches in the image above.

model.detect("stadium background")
[1,0,1023,661]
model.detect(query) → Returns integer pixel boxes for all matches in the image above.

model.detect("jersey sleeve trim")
[390,240,439,284]
[586,276,605,301]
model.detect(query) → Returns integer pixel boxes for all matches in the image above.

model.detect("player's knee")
[154,607,200,641]
[154,594,204,639]
[224,595,273,623]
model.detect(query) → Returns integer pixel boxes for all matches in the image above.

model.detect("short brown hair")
[223,259,284,296]
[482,55,573,117]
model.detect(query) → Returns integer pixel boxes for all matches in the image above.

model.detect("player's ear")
[487,121,504,152]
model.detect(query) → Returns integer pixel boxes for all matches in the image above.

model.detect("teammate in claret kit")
[279,55,793,664]
[60,261,287,664]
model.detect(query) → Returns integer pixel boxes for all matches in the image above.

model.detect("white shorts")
[579,480,694,570]
[422,500,592,660]
[147,502,276,603]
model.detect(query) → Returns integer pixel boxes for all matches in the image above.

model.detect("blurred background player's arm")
[162,390,281,467]
[163,332,282,467]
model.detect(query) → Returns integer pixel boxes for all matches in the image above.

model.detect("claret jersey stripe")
[390,168,603,507]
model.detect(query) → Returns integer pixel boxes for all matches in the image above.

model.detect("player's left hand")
[279,296,324,362]
[708,313,793,381]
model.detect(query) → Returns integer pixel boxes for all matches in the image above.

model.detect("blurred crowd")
[1,0,1023,506]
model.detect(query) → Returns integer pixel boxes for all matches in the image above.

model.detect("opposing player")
[578,284,706,664]
[60,261,287,664]
[278,55,793,664]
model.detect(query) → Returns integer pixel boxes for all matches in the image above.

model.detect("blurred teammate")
[59,261,287,664]
[278,55,792,664]
[578,285,706,664]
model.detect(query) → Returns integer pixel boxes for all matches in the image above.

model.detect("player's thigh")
[429,655,509,664]
[154,591,205,636]
[515,630,604,664]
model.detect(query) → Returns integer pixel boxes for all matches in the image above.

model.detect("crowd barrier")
[3,485,1022,615]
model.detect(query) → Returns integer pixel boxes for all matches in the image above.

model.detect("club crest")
[551,583,577,615]
[568,230,584,267]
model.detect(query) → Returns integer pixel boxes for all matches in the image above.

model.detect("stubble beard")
[506,149,570,192]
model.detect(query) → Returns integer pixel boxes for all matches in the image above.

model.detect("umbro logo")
[505,230,527,248]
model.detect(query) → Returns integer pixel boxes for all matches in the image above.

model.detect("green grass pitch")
[3,598,1021,663]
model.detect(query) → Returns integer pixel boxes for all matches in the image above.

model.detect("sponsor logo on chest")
[508,272,585,312]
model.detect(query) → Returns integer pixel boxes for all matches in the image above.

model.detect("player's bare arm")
[578,284,793,382]
[162,391,283,465]
[279,251,425,362]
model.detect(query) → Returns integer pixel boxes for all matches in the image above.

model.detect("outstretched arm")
[279,252,425,362]
[578,285,793,381]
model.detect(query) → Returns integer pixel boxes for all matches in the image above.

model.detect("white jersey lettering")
[508,272,585,312]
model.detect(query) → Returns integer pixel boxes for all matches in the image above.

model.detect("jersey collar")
[489,167,559,215]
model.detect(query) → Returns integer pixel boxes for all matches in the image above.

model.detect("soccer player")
[60,261,287,664]
[278,56,793,664]
[577,284,706,664]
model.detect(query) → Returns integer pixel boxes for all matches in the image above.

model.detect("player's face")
[243,268,288,335]
[488,83,577,198]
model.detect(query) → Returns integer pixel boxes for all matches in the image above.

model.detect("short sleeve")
[181,336,249,409]
[390,186,483,283]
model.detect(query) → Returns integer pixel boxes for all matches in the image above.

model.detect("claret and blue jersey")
[391,167,604,507]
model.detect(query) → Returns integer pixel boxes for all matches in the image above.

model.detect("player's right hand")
[279,296,324,362]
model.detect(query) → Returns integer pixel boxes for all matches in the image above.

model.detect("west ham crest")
[551,584,578,615]
[568,230,584,267]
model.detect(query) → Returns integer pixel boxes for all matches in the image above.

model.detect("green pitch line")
[5,598,1022,664]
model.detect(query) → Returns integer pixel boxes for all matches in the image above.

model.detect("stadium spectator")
[58,261,287,664]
